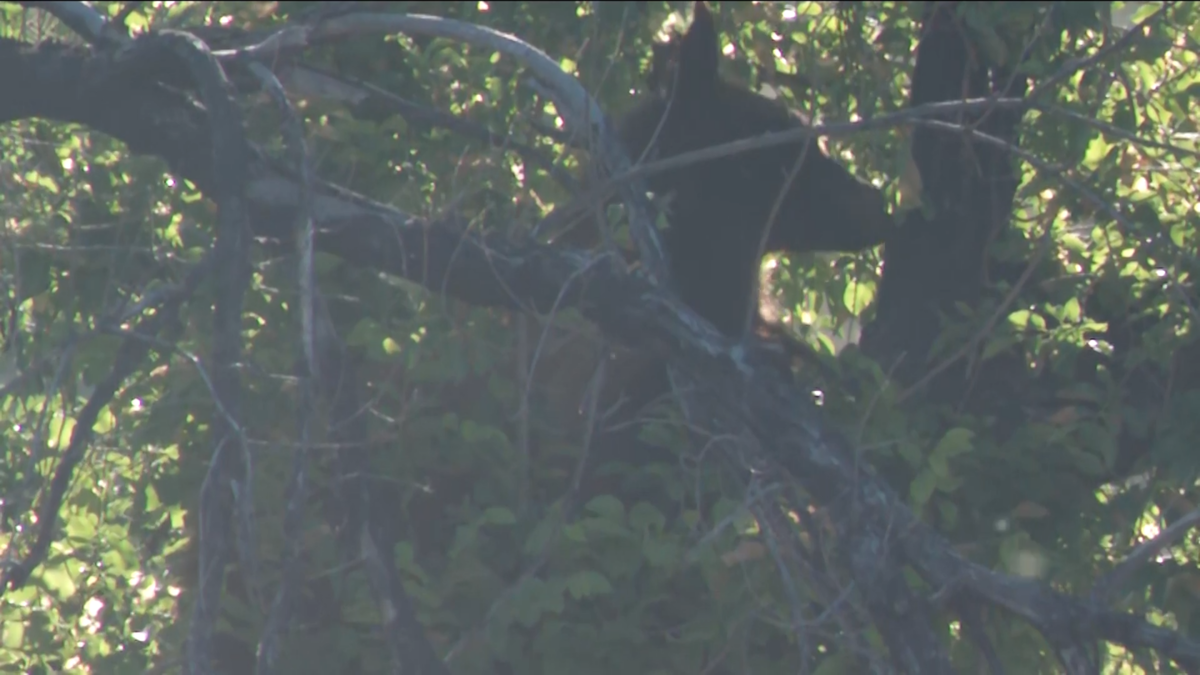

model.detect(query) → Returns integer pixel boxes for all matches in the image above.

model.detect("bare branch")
[1092,507,1200,606]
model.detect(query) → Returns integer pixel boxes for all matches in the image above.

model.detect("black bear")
[565,2,894,512]
[615,1,892,338]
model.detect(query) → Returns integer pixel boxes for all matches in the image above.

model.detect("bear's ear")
[674,2,719,96]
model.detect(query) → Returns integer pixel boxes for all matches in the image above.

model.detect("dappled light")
[0,1,1198,674]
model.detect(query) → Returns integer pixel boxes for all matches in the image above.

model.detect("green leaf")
[579,517,631,539]
[935,473,964,494]
[565,570,614,599]
[642,538,681,568]
[392,542,430,583]
[843,278,875,315]
[897,441,924,468]
[927,452,951,480]
[981,333,1018,361]
[562,522,588,543]
[38,563,77,600]
[629,502,666,533]
[937,500,959,529]
[1008,309,1032,329]
[482,506,517,526]
[909,469,938,507]
[584,495,626,521]
[523,510,559,556]
[931,427,975,460]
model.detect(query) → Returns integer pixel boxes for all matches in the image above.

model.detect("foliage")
[0,1,1198,674]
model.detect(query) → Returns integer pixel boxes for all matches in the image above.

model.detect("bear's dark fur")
[569,3,894,512]
[615,1,892,337]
